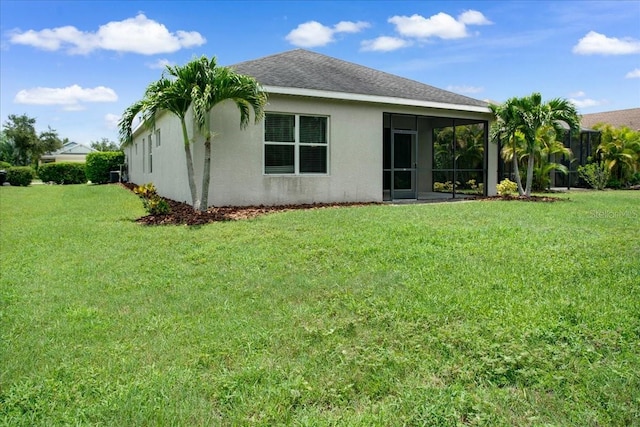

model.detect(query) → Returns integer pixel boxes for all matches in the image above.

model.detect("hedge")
[6,166,35,186]
[38,162,86,184]
[86,151,125,184]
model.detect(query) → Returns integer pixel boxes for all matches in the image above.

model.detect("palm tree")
[188,56,267,210]
[119,69,199,209]
[490,100,525,195]
[594,124,640,185]
[491,93,579,196]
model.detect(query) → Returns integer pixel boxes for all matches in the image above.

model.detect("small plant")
[577,163,610,190]
[6,166,35,186]
[434,181,453,192]
[133,183,170,215]
[496,178,518,196]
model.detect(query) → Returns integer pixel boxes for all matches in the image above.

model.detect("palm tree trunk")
[180,119,198,210]
[200,138,211,211]
[512,151,525,196]
[525,153,535,197]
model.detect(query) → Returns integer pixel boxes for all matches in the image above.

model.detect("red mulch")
[121,183,563,226]
[121,183,376,226]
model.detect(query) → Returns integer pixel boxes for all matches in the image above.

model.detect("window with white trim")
[264,113,328,174]
[155,129,161,147]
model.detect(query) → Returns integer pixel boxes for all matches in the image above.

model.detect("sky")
[1,0,639,146]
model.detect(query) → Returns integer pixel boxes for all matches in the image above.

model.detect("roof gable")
[231,49,488,109]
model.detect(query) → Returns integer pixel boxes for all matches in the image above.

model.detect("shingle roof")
[581,108,640,131]
[231,49,488,109]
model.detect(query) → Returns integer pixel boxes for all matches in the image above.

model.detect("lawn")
[1,185,638,426]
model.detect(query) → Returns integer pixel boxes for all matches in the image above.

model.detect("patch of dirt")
[121,183,375,226]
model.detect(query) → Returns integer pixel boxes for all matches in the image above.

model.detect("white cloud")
[334,21,370,33]
[148,58,174,70]
[572,31,640,55]
[446,85,484,94]
[104,113,121,130]
[286,20,370,47]
[388,10,491,40]
[625,68,640,78]
[361,36,410,52]
[570,97,602,108]
[9,13,206,55]
[568,91,607,109]
[14,85,118,109]
[458,10,493,26]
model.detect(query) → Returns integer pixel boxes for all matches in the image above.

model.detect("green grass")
[1,185,639,426]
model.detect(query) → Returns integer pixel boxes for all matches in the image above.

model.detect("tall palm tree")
[490,99,525,195]
[119,67,200,209]
[188,56,267,210]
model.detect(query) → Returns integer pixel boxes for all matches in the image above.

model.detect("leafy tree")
[2,115,63,166]
[490,93,579,196]
[0,131,17,165]
[35,126,63,162]
[3,114,38,166]
[91,137,120,152]
[593,123,640,185]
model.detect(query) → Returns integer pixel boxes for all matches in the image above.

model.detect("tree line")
[1,114,120,168]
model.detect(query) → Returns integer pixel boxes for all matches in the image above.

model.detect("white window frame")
[155,129,161,147]
[263,112,329,175]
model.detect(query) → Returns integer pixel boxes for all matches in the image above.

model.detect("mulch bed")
[121,183,375,226]
[479,194,564,203]
[121,183,563,226]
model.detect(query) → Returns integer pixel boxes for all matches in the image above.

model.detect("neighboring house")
[581,108,640,131]
[40,141,96,164]
[125,49,497,207]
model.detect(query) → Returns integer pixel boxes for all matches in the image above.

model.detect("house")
[125,49,497,207]
[40,141,96,164]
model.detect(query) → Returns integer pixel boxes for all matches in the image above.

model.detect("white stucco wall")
[126,94,495,206]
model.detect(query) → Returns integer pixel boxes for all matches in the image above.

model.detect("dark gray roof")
[231,49,488,109]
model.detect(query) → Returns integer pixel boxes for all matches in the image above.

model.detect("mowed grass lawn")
[1,185,639,426]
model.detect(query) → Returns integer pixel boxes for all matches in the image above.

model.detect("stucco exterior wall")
[126,94,495,206]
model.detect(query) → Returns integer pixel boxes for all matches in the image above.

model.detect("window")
[148,136,153,173]
[264,113,328,174]
[155,129,161,147]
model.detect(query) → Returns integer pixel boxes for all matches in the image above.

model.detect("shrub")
[577,163,610,190]
[496,178,518,196]
[606,178,622,189]
[133,183,170,215]
[630,172,640,186]
[38,162,86,185]
[86,151,124,184]
[6,166,35,186]
[0,161,12,169]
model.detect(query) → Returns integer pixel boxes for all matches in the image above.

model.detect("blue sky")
[1,0,639,145]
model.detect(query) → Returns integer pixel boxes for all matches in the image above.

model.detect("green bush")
[38,162,86,185]
[86,151,124,184]
[578,163,610,190]
[630,172,640,186]
[0,161,12,169]
[6,166,35,186]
